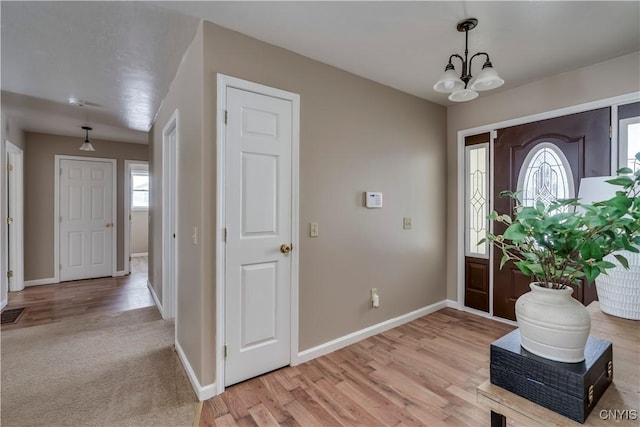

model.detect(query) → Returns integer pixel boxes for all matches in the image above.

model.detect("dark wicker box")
[490,329,613,423]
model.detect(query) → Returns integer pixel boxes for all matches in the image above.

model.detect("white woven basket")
[595,251,640,320]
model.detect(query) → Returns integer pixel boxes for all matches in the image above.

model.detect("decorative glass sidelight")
[465,143,489,257]
[517,143,575,210]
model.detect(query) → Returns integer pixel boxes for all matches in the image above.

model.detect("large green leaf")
[503,223,527,243]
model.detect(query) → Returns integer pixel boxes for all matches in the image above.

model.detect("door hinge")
[129,256,132,262]
[7,270,13,279]
[7,162,13,172]
[224,345,228,359]
[173,233,176,239]
[129,214,132,221]
[6,217,13,225]
[609,125,613,139]
[224,227,227,242]
[224,110,228,125]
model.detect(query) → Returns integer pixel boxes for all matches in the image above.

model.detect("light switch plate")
[403,217,412,230]
[310,222,319,237]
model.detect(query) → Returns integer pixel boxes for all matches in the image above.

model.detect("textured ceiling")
[1,1,639,143]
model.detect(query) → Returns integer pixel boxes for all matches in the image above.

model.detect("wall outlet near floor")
[403,217,412,230]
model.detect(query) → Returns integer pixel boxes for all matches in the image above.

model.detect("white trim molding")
[131,252,148,258]
[295,299,449,365]
[5,141,24,293]
[216,74,301,395]
[113,270,127,277]
[25,277,58,287]
[147,279,163,316]
[175,340,217,401]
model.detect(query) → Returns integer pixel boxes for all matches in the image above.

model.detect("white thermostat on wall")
[365,192,383,208]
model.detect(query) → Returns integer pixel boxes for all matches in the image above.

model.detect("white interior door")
[162,115,178,319]
[60,159,114,281]
[6,143,24,292]
[225,87,293,386]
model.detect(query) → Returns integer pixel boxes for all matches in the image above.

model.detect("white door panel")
[225,87,293,386]
[60,159,113,281]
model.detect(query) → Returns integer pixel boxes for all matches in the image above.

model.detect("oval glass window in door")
[517,142,575,209]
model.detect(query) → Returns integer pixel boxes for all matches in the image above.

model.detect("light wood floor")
[2,257,153,330]
[200,308,516,427]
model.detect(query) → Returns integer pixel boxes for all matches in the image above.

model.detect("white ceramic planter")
[595,251,640,320]
[515,283,591,363]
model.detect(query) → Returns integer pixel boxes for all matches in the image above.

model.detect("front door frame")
[215,74,300,395]
[54,155,117,283]
[456,92,640,319]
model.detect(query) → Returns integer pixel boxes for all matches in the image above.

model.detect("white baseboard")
[113,270,127,277]
[175,340,217,401]
[25,277,57,287]
[1,298,7,310]
[446,299,460,309]
[147,280,163,316]
[460,305,517,326]
[131,252,148,258]
[295,299,449,365]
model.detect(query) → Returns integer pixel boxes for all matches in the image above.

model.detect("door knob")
[280,243,292,254]
[105,223,113,228]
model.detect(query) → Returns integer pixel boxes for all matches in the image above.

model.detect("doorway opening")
[124,161,149,277]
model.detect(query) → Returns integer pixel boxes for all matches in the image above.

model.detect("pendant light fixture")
[433,18,504,102]
[79,126,95,151]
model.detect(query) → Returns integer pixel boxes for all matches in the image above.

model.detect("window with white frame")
[131,170,149,210]
[465,143,489,257]
[619,116,640,172]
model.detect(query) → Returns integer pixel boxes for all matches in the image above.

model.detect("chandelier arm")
[469,52,490,70]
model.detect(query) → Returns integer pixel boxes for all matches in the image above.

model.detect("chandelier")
[433,18,504,102]
[79,126,95,151]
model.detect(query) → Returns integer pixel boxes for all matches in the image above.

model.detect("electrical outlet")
[403,217,412,230]
[310,222,319,237]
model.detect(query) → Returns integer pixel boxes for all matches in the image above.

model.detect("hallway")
[2,257,153,330]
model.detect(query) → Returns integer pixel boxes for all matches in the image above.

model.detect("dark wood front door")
[493,108,610,320]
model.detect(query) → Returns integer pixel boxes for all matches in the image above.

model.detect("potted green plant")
[481,154,640,363]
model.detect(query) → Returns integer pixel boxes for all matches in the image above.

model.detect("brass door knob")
[280,244,292,254]
[105,223,113,228]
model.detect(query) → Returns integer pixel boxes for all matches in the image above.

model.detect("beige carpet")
[1,307,199,427]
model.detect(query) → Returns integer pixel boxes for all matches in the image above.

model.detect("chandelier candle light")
[433,18,504,102]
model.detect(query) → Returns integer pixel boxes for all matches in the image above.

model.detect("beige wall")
[130,210,148,254]
[445,52,640,301]
[149,23,204,378]
[151,21,447,387]
[24,132,148,280]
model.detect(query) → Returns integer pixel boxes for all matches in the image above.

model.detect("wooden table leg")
[491,411,506,427]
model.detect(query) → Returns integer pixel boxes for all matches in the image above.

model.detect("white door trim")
[216,74,300,395]
[54,155,117,283]
[4,140,24,294]
[124,160,149,274]
[161,111,178,320]
[456,91,640,317]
